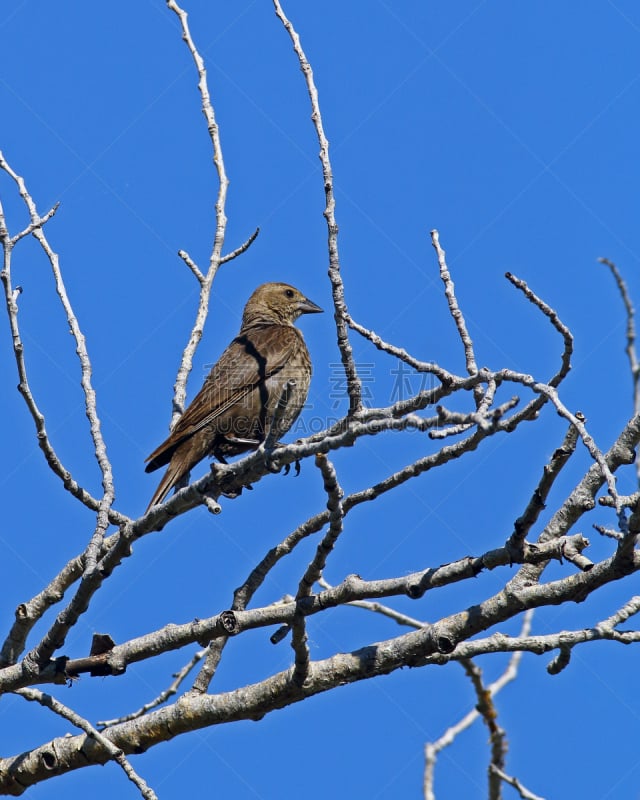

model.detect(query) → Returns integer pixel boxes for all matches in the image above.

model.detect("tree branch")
[166,0,230,423]
[273,0,362,414]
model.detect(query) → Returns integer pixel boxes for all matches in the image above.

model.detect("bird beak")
[297,296,323,315]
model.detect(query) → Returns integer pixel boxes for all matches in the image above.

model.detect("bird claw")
[282,460,301,476]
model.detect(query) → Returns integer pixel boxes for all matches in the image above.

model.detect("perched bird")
[144,282,322,511]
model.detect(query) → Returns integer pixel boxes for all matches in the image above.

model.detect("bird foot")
[282,460,301,476]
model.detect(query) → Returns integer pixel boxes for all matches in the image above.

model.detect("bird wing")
[145,325,302,470]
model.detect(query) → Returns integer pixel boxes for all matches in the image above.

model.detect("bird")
[144,282,322,511]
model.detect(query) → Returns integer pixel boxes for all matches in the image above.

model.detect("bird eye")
[285,289,295,298]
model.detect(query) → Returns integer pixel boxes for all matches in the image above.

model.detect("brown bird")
[144,282,322,511]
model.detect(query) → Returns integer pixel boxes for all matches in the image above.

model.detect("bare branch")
[490,766,546,800]
[431,230,482,408]
[505,271,573,388]
[273,0,362,414]
[97,648,207,728]
[510,422,580,546]
[15,688,158,800]
[317,577,426,629]
[345,311,453,383]
[166,0,229,423]
[290,454,344,682]
[500,377,621,512]
[0,532,594,694]
[177,249,204,283]
[220,227,260,264]
[423,611,533,800]
[11,203,59,243]
[497,272,573,435]
[600,257,640,484]
[0,546,99,667]
[0,153,125,528]
[430,395,520,439]
[461,659,506,800]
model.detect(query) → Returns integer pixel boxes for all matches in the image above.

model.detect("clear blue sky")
[2,2,640,798]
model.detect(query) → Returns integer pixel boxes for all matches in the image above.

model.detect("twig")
[10,203,59,243]
[317,577,425,628]
[461,659,506,800]
[177,249,204,283]
[220,227,260,264]
[498,272,573,435]
[600,257,640,483]
[431,230,483,407]
[0,542,107,667]
[597,595,640,631]
[593,523,623,541]
[0,156,115,568]
[290,454,344,683]
[98,648,207,727]
[273,0,362,414]
[430,396,520,439]
[500,375,621,512]
[509,412,640,592]
[489,766,545,800]
[505,272,573,388]
[15,688,158,799]
[298,454,345,596]
[510,422,580,546]
[166,0,229,424]
[345,311,453,383]
[423,611,534,800]
[0,153,124,528]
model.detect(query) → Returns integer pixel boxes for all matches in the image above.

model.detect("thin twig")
[166,0,229,424]
[597,595,640,631]
[177,249,204,283]
[0,157,115,568]
[600,257,640,484]
[500,375,621,512]
[490,766,545,800]
[220,227,260,264]
[510,422,580,546]
[15,688,158,799]
[430,396,520,439]
[423,611,534,800]
[10,203,60,243]
[593,523,623,541]
[461,658,506,800]
[497,271,573,436]
[345,311,453,383]
[0,153,124,528]
[290,454,344,683]
[505,272,573,388]
[431,229,483,406]
[0,545,104,667]
[273,0,362,414]
[317,577,425,628]
[98,648,207,727]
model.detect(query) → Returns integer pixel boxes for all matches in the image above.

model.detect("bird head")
[241,282,323,327]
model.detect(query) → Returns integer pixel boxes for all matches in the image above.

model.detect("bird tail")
[145,460,184,514]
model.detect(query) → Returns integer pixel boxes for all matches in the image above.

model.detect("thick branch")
[3,549,640,792]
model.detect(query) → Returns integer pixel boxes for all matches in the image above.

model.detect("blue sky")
[2,1,640,798]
